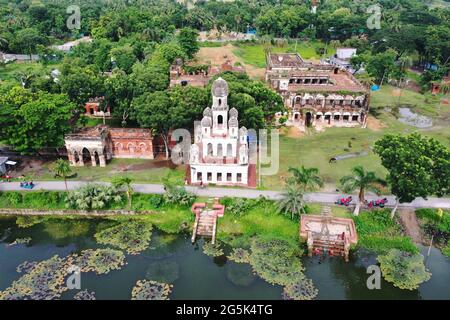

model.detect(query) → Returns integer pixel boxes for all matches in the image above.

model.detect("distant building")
[170,58,245,88]
[52,36,92,53]
[327,48,357,74]
[188,78,255,187]
[265,53,370,130]
[84,97,111,118]
[0,52,39,63]
[64,125,154,167]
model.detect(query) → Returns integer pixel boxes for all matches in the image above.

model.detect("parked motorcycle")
[366,198,388,208]
[335,196,352,206]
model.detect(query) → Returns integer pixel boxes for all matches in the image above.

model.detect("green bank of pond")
[0,216,449,300]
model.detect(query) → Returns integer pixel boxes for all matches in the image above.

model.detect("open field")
[195,40,335,80]
[0,61,60,85]
[11,158,185,185]
[233,40,336,67]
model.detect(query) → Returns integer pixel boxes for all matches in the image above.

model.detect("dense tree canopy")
[0,87,78,153]
[374,133,450,203]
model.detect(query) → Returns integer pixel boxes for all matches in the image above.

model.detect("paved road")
[1,180,449,209]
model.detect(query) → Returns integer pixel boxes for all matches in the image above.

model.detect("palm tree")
[52,159,72,192]
[277,184,307,220]
[356,73,375,88]
[339,166,386,215]
[112,176,133,209]
[288,166,323,192]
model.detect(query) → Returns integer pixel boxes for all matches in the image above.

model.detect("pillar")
[91,154,97,167]
[99,154,106,167]
[77,150,84,167]
[68,152,76,166]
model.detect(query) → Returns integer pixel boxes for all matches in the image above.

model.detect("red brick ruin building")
[64,125,154,167]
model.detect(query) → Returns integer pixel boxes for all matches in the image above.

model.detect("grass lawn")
[233,40,336,68]
[22,158,185,185]
[353,210,418,254]
[0,61,60,84]
[371,85,450,119]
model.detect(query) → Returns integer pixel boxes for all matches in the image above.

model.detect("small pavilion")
[300,214,358,262]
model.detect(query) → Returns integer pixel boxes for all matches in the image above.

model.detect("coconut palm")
[52,159,72,192]
[112,175,133,209]
[288,166,323,192]
[356,73,375,88]
[277,184,307,220]
[339,166,386,213]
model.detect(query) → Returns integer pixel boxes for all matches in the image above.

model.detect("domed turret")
[203,107,212,117]
[212,77,229,97]
[201,116,212,127]
[229,107,238,118]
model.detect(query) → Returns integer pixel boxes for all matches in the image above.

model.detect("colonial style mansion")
[266,53,370,130]
[188,78,255,187]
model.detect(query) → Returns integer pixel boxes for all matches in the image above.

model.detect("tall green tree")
[374,133,450,218]
[52,159,72,192]
[0,88,78,153]
[339,166,386,215]
[132,91,184,159]
[177,28,199,59]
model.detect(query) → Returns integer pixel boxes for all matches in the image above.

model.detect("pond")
[398,107,433,128]
[0,217,449,300]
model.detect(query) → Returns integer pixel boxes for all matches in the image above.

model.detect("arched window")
[218,115,223,125]
[207,143,213,156]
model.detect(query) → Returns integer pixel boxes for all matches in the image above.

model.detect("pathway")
[1,180,450,209]
[398,209,423,243]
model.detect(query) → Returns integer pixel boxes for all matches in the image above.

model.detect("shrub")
[353,210,418,254]
[148,194,165,208]
[65,184,122,210]
[6,192,22,205]
[163,185,196,207]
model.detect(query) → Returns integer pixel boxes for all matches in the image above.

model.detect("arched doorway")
[82,148,91,166]
[73,151,80,164]
[94,151,100,166]
[305,112,313,127]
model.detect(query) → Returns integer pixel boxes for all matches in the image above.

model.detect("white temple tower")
[189,77,250,186]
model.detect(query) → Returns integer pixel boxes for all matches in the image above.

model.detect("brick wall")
[109,128,155,159]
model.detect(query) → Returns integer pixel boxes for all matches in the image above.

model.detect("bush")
[416,208,450,233]
[6,192,22,205]
[65,184,122,211]
[353,210,418,254]
[148,194,165,208]
[163,185,196,207]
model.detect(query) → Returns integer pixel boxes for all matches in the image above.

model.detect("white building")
[189,78,250,186]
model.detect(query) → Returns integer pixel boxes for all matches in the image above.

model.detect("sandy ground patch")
[195,44,265,79]
[391,88,402,97]
[366,115,386,131]
[286,126,304,138]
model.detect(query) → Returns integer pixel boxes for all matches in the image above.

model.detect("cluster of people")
[20,180,34,188]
